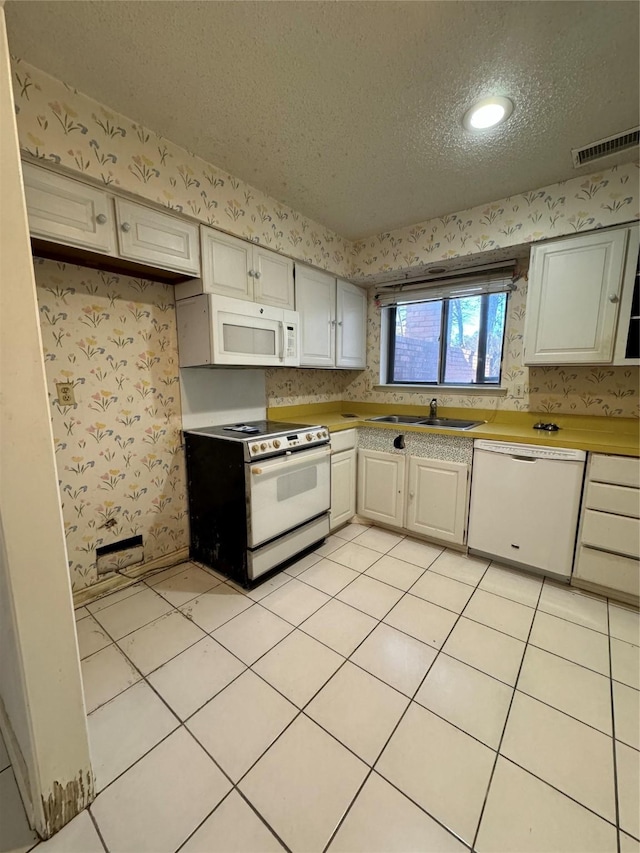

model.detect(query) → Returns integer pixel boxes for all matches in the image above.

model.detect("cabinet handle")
[121,222,131,233]
[338,321,343,326]
[409,492,415,499]
[608,293,619,303]
[254,271,262,279]
[330,319,337,326]
[248,269,255,277]
[95,213,107,225]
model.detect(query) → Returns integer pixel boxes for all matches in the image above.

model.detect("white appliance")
[468,440,586,580]
[184,420,331,583]
[176,293,299,367]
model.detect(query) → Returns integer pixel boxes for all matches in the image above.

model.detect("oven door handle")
[250,445,330,475]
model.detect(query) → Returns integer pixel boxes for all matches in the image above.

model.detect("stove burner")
[223,424,261,434]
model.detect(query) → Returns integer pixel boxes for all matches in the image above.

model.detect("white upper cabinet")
[336,279,367,369]
[253,245,295,309]
[296,264,367,369]
[114,198,200,276]
[406,456,469,545]
[185,226,294,308]
[613,224,640,366]
[22,161,116,255]
[199,228,254,300]
[22,161,202,276]
[296,265,337,366]
[524,228,629,364]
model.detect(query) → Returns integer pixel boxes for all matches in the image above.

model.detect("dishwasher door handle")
[511,455,538,462]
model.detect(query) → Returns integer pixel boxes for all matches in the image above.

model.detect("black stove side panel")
[184,433,248,584]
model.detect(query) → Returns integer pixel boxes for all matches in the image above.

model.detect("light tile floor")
[2,525,640,853]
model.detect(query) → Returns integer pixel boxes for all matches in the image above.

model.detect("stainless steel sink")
[417,417,484,430]
[367,415,484,430]
[366,415,426,424]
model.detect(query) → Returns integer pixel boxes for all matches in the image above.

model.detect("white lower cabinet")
[357,448,469,544]
[573,453,640,599]
[331,449,357,531]
[357,449,406,528]
[330,429,357,531]
[406,456,469,545]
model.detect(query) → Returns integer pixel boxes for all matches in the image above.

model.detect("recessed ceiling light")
[463,96,514,131]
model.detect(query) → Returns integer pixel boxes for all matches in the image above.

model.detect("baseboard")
[72,547,190,608]
[571,578,639,609]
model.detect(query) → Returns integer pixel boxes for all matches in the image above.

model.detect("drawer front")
[331,429,357,454]
[586,481,640,518]
[582,509,640,558]
[574,545,639,597]
[589,454,640,488]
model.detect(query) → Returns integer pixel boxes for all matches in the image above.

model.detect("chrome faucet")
[429,398,437,418]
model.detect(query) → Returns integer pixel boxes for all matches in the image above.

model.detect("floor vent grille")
[572,128,640,167]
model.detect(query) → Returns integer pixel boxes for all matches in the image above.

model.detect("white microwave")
[176,294,300,367]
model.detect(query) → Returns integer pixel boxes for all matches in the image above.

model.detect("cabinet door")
[336,280,367,369]
[357,449,405,527]
[114,199,200,275]
[406,457,469,545]
[524,229,628,364]
[22,161,115,254]
[253,246,294,309]
[613,225,640,365]
[295,265,336,366]
[200,226,253,301]
[330,449,357,531]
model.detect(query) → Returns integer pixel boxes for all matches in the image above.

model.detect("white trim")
[374,384,508,396]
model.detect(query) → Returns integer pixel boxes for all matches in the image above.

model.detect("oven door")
[247,446,331,548]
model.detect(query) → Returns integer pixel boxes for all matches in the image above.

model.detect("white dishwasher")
[468,440,586,580]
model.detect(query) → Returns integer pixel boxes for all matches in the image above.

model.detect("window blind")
[375,263,517,307]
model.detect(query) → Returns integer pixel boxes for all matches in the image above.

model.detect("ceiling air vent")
[572,127,640,168]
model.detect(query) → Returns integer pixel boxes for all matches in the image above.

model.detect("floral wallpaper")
[351,165,639,279]
[12,58,352,278]
[34,258,187,591]
[266,268,640,418]
[264,367,359,408]
[12,57,640,420]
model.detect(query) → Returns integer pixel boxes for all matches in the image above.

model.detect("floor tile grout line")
[323,560,495,852]
[329,559,489,850]
[606,599,623,853]
[470,575,546,851]
[498,754,622,831]
[87,805,110,853]
[72,526,635,852]
[512,685,615,740]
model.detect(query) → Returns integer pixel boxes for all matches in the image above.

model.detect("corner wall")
[0,7,93,837]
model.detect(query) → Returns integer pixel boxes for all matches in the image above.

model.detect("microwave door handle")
[279,320,286,360]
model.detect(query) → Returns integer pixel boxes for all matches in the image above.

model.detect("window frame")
[384,291,508,387]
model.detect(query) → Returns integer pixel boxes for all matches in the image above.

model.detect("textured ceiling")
[5,1,639,240]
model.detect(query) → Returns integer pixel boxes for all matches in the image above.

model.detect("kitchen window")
[378,267,514,387]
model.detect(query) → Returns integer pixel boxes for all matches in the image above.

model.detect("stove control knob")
[251,444,259,453]
[260,442,268,451]
[306,433,313,441]
[273,439,281,449]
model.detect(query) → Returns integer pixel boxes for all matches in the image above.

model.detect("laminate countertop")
[268,404,640,458]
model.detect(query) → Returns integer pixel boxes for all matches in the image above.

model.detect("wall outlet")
[56,382,76,406]
[512,383,524,399]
